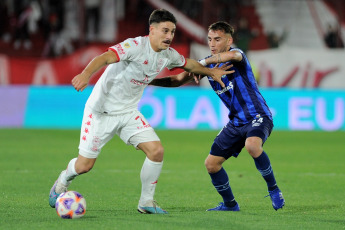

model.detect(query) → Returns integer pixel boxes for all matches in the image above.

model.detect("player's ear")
[227,36,233,46]
[149,23,157,34]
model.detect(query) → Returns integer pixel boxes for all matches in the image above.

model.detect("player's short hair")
[149,9,177,25]
[208,21,235,37]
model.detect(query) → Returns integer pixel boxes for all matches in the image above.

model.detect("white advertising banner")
[249,48,345,89]
[190,43,345,89]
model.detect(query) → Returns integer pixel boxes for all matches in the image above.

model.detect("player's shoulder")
[230,47,248,63]
[230,47,244,54]
[121,36,147,49]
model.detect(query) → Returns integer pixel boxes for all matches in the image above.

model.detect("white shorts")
[78,107,160,158]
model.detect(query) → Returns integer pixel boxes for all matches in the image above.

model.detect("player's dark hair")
[149,9,177,25]
[208,21,235,37]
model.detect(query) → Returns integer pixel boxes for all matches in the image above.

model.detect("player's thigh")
[211,123,245,159]
[246,116,273,144]
[119,110,159,146]
[78,108,117,158]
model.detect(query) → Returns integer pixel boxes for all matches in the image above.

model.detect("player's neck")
[148,35,162,52]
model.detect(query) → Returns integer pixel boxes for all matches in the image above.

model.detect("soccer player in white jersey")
[49,9,233,214]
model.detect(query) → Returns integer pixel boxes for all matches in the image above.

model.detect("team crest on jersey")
[124,43,130,48]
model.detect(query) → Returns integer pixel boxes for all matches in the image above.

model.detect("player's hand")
[188,72,202,84]
[210,64,234,88]
[71,72,90,92]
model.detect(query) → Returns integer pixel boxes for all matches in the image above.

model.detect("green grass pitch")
[0,129,344,229]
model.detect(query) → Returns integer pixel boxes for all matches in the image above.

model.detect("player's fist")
[72,73,89,92]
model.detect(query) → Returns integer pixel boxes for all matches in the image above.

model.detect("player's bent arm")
[72,50,118,92]
[203,50,242,65]
[149,71,193,87]
[81,51,118,78]
[183,58,234,88]
[183,58,214,76]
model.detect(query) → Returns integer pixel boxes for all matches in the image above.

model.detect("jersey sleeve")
[166,48,186,70]
[230,47,246,64]
[108,38,140,62]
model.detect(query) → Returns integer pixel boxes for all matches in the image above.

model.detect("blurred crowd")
[166,0,287,52]
[0,0,124,57]
[0,0,344,58]
[324,23,344,48]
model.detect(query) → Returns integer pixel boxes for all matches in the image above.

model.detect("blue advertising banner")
[1,86,344,131]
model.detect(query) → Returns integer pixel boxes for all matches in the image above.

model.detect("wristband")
[199,59,207,66]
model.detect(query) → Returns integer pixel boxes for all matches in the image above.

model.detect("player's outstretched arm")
[201,50,242,66]
[183,58,234,88]
[149,71,193,87]
[72,50,118,92]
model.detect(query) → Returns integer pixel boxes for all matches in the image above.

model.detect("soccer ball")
[55,191,86,219]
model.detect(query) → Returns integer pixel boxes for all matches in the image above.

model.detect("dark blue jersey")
[204,47,272,126]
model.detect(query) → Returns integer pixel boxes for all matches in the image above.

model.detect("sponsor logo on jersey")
[133,40,139,46]
[156,59,164,72]
[215,81,233,95]
[143,60,148,65]
[130,79,148,86]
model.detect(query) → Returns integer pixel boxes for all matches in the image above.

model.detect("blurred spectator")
[267,29,287,48]
[13,0,41,50]
[233,17,258,54]
[0,1,10,42]
[324,23,344,48]
[41,0,74,57]
[85,0,101,42]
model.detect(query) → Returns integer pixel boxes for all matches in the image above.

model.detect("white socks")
[139,157,163,206]
[55,157,163,206]
[56,158,79,193]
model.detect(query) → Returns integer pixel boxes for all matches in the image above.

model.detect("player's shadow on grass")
[167,207,208,212]
[284,203,339,213]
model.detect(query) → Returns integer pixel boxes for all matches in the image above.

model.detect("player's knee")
[148,145,164,162]
[245,140,262,158]
[205,158,221,174]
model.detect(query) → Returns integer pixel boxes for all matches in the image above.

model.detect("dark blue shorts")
[210,116,273,159]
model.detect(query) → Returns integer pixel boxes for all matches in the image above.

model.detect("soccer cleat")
[49,171,68,208]
[49,180,60,208]
[137,200,168,214]
[206,202,240,211]
[268,188,285,210]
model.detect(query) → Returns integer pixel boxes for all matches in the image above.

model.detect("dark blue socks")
[209,167,237,207]
[253,151,277,191]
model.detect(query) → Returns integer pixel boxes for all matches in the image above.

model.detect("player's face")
[207,30,232,55]
[149,22,176,52]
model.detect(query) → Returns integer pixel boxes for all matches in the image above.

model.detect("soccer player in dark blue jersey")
[150,21,285,211]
